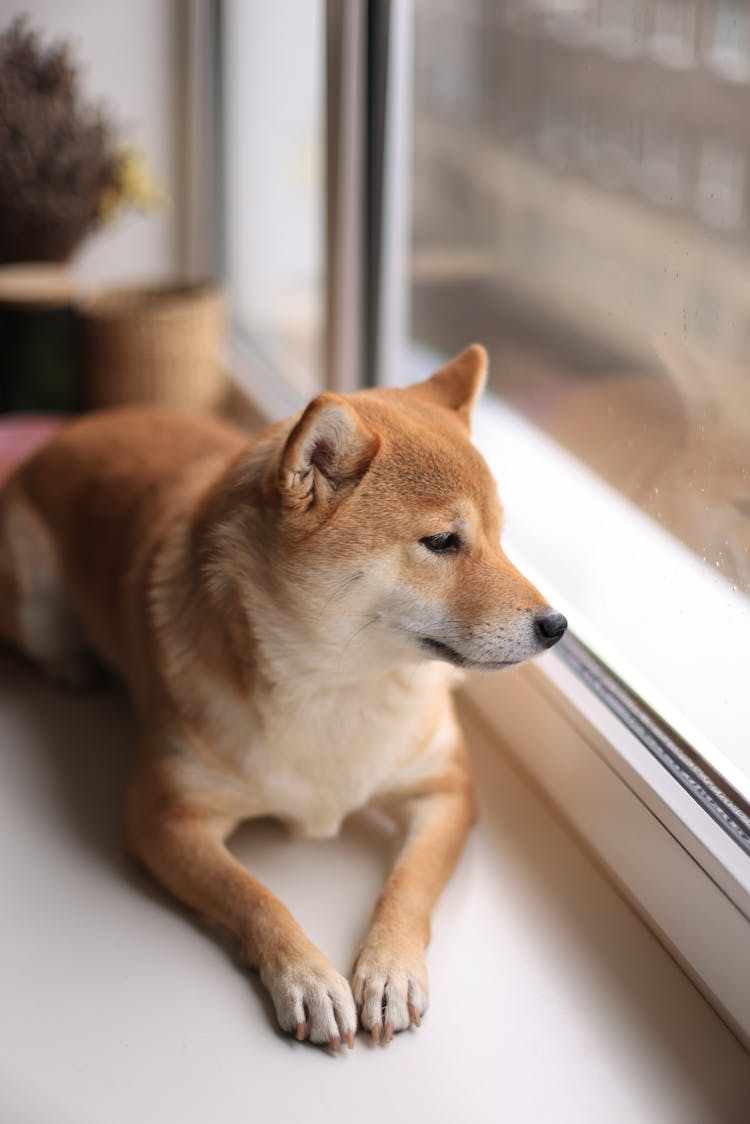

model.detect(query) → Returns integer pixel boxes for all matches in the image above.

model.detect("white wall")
[0,0,182,287]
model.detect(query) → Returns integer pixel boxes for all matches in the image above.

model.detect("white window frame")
[462,400,750,1049]
[464,647,750,1050]
[386,5,750,1048]
[467,399,750,795]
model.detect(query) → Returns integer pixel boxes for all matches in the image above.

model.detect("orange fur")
[0,346,564,1047]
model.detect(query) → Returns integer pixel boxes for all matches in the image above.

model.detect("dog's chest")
[253,703,399,837]
[192,670,446,839]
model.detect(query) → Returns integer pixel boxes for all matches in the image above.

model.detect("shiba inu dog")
[0,345,566,1049]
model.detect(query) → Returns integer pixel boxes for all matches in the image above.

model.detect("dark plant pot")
[0,264,82,413]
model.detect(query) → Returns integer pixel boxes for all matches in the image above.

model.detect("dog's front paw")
[352,937,429,1044]
[262,953,357,1051]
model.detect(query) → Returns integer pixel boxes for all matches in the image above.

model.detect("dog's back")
[0,408,247,683]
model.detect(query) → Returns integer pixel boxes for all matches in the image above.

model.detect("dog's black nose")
[534,609,568,648]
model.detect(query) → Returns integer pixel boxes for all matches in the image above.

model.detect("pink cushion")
[0,416,65,486]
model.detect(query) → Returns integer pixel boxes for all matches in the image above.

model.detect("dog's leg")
[124,758,357,1049]
[353,749,476,1043]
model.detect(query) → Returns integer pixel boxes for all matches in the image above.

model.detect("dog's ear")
[410,344,488,426]
[279,393,380,517]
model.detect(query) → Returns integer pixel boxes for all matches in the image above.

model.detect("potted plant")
[0,18,176,412]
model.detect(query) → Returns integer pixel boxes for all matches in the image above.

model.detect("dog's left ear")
[279,393,380,517]
[410,344,488,426]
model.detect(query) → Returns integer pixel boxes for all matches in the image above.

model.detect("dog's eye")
[419,532,462,554]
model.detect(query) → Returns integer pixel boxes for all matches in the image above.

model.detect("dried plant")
[0,17,120,263]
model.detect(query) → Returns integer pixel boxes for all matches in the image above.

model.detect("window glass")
[409,0,750,786]
[223,0,325,396]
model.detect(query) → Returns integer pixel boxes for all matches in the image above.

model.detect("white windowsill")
[466,395,750,1046]
[2,649,749,1121]
[464,654,750,1050]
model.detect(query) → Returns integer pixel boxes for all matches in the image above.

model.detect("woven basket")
[80,281,226,411]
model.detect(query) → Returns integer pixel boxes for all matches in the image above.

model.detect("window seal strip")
[558,633,750,859]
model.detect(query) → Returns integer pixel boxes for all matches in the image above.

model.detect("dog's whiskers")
[318,570,365,617]
[338,615,379,664]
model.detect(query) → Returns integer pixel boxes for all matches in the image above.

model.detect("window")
[406,0,750,800]
[221,0,325,402]
[396,0,750,1042]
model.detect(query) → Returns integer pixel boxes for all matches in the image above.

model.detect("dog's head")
[271,345,566,671]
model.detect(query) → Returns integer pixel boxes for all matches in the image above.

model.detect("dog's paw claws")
[267,957,357,1050]
[352,944,428,1042]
